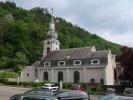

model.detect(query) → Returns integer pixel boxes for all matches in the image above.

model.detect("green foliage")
[0,1,121,71]
[0,78,8,83]
[0,72,17,78]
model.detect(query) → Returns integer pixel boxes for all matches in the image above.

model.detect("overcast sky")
[1,0,133,47]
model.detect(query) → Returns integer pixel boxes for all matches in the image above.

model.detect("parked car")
[41,83,59,92]
[124,88,133,97]
[70,84,85,91]
[116,80,132,86]
[111,96,133,100]
[100,95,133,100]
[18,95,57,100]
[54,90,90,100]
[106,88,116,95]
[99,94,116,100]
[10,88,53,100]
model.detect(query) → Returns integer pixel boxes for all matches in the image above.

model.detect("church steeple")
[49,8,55,31]
[43,8,60,57]
[46,8,58,39]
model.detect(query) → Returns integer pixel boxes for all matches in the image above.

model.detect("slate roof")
[38,47,109,67]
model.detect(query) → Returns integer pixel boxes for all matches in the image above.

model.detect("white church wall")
[20,66,36,82]
[69,68,84,83]
[104,53,115,85]
[86,68,105,83]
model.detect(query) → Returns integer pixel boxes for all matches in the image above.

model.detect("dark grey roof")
[42,46,96,61]
[38,47,109,67]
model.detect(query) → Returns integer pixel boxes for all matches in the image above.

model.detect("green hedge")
[1,80,45,87]
[0,72,18,78]
[0,78,8,83]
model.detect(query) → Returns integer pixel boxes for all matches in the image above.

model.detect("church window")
[100,78,104,85]
[44,62,51,67]
[73,60,81,66]
[44,71,48,81]
[90,78,95,83]
[47,47,50,53]
[27,73,29,76]
[91,59,100,65]
[58,71,63,82]
[58,61,65,66]
[74,71,80,83]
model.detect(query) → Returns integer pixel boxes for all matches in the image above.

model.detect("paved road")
[0,85,100,100]
[0,85,30,100]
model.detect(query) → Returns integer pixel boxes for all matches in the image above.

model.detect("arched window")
[100,78,104,85]
[44,71,48,81]
[90,78,95,83]
[58,71,63,82]
[74,71,80,83]
[91,59,100,65]
[47,47,50,53]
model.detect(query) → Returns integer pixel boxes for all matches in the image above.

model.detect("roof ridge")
[58,46,94,51]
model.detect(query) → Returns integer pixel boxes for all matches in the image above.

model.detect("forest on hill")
[0,1,121,72]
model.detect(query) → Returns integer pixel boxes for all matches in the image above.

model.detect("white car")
[42,83,59,92]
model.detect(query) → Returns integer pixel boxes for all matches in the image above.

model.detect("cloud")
[3,0,133,47]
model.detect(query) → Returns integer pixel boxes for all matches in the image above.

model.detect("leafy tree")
[13,52,28,72]
[120,46,133,83]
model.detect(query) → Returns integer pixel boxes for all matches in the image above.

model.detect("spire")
[49,8,55,30]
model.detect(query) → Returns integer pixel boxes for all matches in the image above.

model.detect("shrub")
[0,72,17,78]
[0,78,8,83]
[91,87,97,91]
[63,83,72,89]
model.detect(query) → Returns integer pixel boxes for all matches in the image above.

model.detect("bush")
[0,72,17,78]
[0,78,8,83]
[63,83,72,89]
[91,87,97,91]
[4,81,17,85]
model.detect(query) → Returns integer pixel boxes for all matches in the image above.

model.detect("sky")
[1,0,133,47]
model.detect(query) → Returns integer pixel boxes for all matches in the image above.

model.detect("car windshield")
[111,96,133,100]
[99,94,116,100]
[22,96,57,100]
[54,91,88,99]
[51,85,56,87]
[24,89,52,96]
[125,88,133,94]
[71,85,80,89]
[55,92,69,97]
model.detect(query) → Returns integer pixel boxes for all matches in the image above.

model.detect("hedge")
[0,72,18,78]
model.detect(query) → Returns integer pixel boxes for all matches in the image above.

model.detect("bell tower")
[43,8,60,57]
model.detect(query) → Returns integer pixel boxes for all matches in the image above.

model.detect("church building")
[20,11,116,85]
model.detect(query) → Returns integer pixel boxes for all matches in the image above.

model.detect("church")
[20,11,116,85]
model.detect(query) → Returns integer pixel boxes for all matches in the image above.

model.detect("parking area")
[0,85,30,100]
[0,85,100,100]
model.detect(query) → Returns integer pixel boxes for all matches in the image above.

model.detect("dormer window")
[73,60,81,66]
[91,59,100,65]
[58,61,65,66]
[44,62,51,67]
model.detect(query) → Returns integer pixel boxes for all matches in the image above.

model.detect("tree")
[13,52,28,72]
[120,46,133,83]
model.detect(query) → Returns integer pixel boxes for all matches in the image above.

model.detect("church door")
[74,71,80,83]
[58,71,63,82]
[44,72,48,81]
